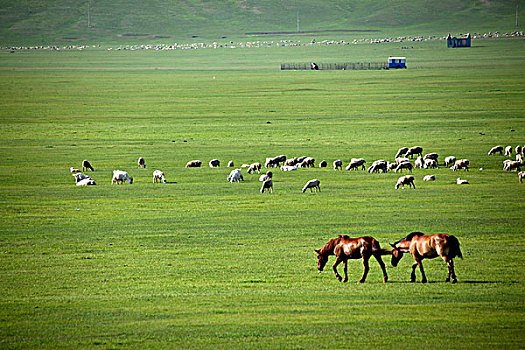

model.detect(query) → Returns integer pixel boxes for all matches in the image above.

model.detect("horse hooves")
[445,278,451,283]
[452,279,458,284]
[383,277,388,283]
[343,279,348,283]
[421,280,427,284]
[357,280,365,283]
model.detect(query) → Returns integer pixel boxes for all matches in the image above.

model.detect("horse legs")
[411,261,418,282]
[342,260,348,283]
[417,260,427,283]
[332,257,344,282]
[358,256,370,283]
[444,258,457,283]
[374,254,388,283]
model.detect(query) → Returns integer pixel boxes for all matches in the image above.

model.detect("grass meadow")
[0,37,524,348]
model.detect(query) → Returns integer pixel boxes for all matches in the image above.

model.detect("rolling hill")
[0,0,523,45]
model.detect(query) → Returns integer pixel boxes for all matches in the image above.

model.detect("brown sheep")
[451,159,469,171]
[395,175,415,189]
[185,160,202,168]
[247,162,262,174]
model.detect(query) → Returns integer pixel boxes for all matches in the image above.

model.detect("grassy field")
[0,37,524,349]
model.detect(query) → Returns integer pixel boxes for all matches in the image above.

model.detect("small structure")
[388,57,406,69]
[447,33,471,48]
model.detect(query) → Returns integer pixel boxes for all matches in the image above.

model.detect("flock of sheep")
[70,144,525,191]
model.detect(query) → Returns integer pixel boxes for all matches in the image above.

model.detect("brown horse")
[315,235,389,283]
[391,232,463,283]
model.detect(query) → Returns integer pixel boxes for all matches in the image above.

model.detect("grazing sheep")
[488,145,503,155]
[82,160,94,172]
[296,156,308,163]
[423,153,439,162]
[423,175,435,181]
[451,159,469,171]
[395,175,415,189]
[273,155,287,165]
[319,160,328,168]
[153,170,166,183]
[444,156,456,167]
[395,147,409,158]
[260,178,273,193]
[296,161,308,168]
[185,160,202,168]
[283,158,298,166]
[227,169,244,183]
[504,160,522,171]
[302,179,321,193]
[515,145,522,155]
[456,178,469,185]
[395,157,410,165]
[280,165,297,171]
[518,171,525,183]
[346,158,366,171]
[112,170,133,184]
[405,146,423,159]
[395,161,413,173]
[76,178,96,186]
[414,156,424,169]
[209,159,220,168]
[70,167,81,173]
[424,158,439,169]
[333,160,343,170]
[247,162,261,174]
[265,157,279,168]
[303,157,315,168]
[505,146,513,157]
[367,160,388,173]
[72,173,90,183]
[516,154,523,163]
[138,157,146,168]
[227,160,234,167]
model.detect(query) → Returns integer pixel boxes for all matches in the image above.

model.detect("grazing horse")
[391,232,463,283]
[315,235,389,283]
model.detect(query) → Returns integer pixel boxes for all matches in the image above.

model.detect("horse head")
[315,248,328,272]
[390,244,404,267]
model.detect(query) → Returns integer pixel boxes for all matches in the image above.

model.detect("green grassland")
[0,37,524,348]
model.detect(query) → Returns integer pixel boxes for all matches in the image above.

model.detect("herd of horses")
[315,232,463,283]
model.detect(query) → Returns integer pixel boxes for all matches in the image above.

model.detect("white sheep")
[302,179,321,193]
[519,171,525,183]
[227,169,243,183]
[423,158,439,169]
[367,160,388,173]
[76,178,96,186]
[346,158,366,171]
[504,146,512,157]
[185,160,202,168]
[395,175,415,189]
[394,161,413,173]
[405,146,423,159]
[423,153,439,161]
[515,145,523,155]
[72,173,90,183]
[395,147,409,158]
[138,157,146,168]
[423,175,435,181]
[153,170,166,183]
[395,157,409,165]
[112,170,133,184]
[451,159,469,171]
[284,158,298,167]
[280,165,297,171]
[444,156,456,167]
[247,162,261,174]
[414,156,424,169]
[70,167,81,173]
[456,178,469,184]
[516,154,523,163]
[504,160,522,171]
[488,145,503,155]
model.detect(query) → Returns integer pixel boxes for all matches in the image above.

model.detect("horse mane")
[319,235,347,255]
[394,231,425,245]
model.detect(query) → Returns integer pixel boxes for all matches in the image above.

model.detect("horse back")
[429,233,463,259]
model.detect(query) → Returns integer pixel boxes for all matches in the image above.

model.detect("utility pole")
[88,0,91,28]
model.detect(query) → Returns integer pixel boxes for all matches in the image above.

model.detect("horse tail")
[448,235,463,259]
[371,238,392,255]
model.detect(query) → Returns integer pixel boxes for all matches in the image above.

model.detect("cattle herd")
[70,144,524,190]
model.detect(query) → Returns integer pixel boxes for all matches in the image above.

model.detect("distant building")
[388,57,406,69]
[447,33,471,48]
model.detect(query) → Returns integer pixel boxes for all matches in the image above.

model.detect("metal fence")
[280,62,388,70]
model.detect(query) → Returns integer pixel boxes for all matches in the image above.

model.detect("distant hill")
[0,0,523,45]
